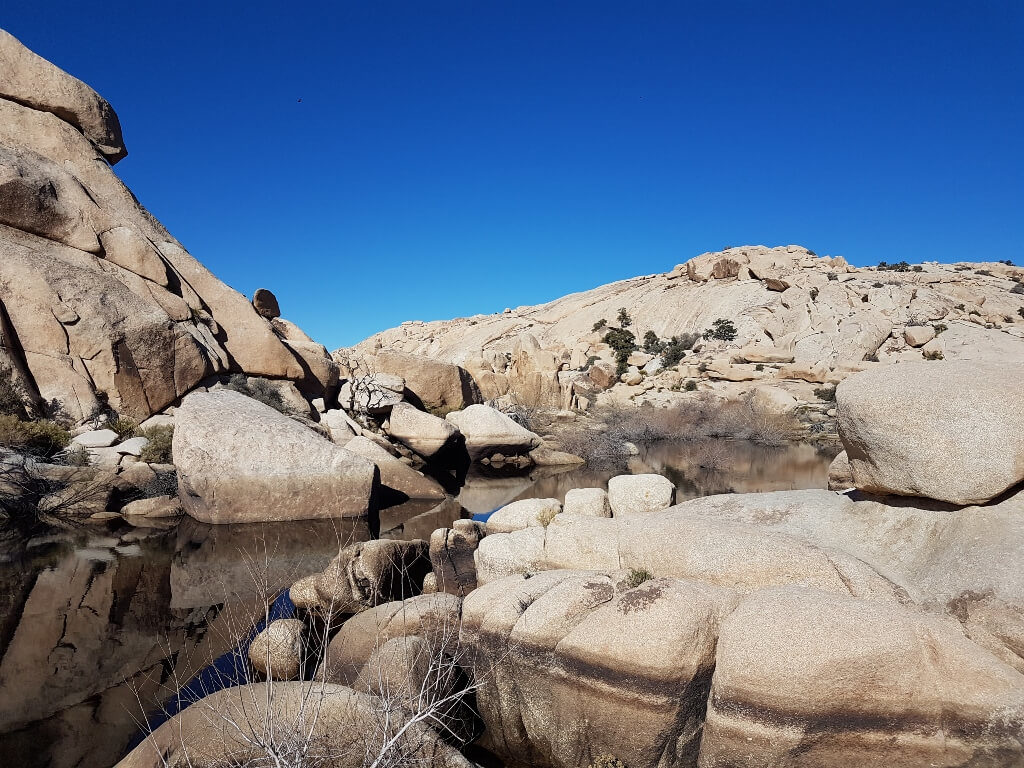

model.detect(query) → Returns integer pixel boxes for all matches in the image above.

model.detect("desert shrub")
[624,568,653,589]
[827,273,838,281]
[110,416,139,439]
[933,323,948,335]
[0,415,71,458]
[702,318,737,342]
[878,261,910,272]
[225,374,289,413]
[64,445,91,466]
[0,367,26,418]
[975,269,994,276]
[755,363,764,371]
[592,319,607,332]
[872,282,885,288]
[1011,283,1024,295]
[923,350,944,360]
[603,327,638,376]
[912,265,924,272]
[642,331,664,355]
[537,506,559,527]
[1019,308,1024,319]
[1001,259,1015,265]
[955,303,965,310]
[139,425,174,464]
[660,333,698,367]
[584,355,599,369]
[616,308,632,328]
[809,287,819,300]
[684,379,698,391]
[864,352,879,362]
[813,386,836,401]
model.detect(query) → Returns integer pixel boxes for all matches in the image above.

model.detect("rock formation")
[351,245,1024,411]
[0,29,335,422]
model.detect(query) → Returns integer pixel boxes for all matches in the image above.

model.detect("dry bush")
[553,394,801,467]
[127,530,497,768]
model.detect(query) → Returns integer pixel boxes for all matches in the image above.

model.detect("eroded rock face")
[0,29,126,162]
[837,361,1024,505]
[607,473,675,517]
[462,570,739,768]
[173,390,378,523]
[312,539,431,617]
[248,618,305,681]
[0,30,330,421]
[369,350,479,412]
[485,497,561,534]
[386,401,462,459]
[701,587,1024,768]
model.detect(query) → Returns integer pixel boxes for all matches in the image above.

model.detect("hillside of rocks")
[0,29,336,423]
[352,245,1024,410]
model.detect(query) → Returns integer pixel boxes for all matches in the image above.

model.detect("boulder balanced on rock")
[173,389,378,523]
[445,404,542,462]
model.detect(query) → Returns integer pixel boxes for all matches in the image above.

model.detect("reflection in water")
[457,439,834,514]
[0,439,831,768]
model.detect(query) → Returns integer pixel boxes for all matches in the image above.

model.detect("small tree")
[592,319,607,332]
[616,308,632,328]
[642,331,664,355]
[603,328,637,376]
[702,318,737,342]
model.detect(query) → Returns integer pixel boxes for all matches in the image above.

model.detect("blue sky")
[5,1,1022,348]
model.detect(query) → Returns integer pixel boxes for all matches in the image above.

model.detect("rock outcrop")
[173,390,378,523]
[0,29,333,422]
[353,245,1024,412]
[445,404,542,462]
[837,360,1024,505]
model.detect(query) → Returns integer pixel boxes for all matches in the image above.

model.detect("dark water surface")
[0,439,831,768]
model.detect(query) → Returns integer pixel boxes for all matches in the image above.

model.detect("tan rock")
[701,586,1024,767]
[827,450,853,490]
[486,498,561,534]
[371,350,477,412]
[0,29,126,162]
[445,404,541,461]
[607,473,675,517]
[252,288,280,318]
[904,323,936,347]
[563,487,611,517]
[386,401,461,458]
[837,361,1024,504]
[173,390,378,523]
[343,435,445,501]
[248,618,305,680]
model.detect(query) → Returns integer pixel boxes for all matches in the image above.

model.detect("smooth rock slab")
[486,498,561,534]
[446,404,541,461]
[837,361,1024,505]
[607,473,675,517]
[700,586,1024,767]
[71,429,119,448]
[172,389,378,523]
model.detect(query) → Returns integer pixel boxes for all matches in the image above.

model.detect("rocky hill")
[0,29,335,423]
[352,244,1024,409]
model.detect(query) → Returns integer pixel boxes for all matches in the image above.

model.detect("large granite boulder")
[114,682,473,768]
[701,587,1024,767]
[386,401,463,459]
[343,435,445,501]
[445,404,542,461]
[370,350,478,412]
[429,519,486,596]
[248,618,305,681]
[173,390,378,523]
[607,473,675,517]
[0,29,126,162]
[837,361,1024,504]
[462,570,739,768]
[485,497,561,534]
[312,539,432,617]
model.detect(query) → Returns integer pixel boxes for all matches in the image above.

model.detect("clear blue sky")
[5,1,1022,348]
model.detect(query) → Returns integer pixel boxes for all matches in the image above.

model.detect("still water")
[0,440,831,768]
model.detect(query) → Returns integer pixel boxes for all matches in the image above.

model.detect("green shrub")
[603,327,638,376]
[703,318,737,342]
[976,269,994,277]
[592,319,607,332]
[139,425,174,464]
[827,273,838,281]
[624,568,653,589]
[809,287,819,300]
[616,308,632,328]
[933,323,948,335]
[110,416,138,439]
[660,333,698,367]
[0,366,26,418]
[872,282,885,288]
[813,386,836,401]
[1018,308,1024,319]
[1011,283,1024,295]
[642,330,664,355]
[0,415,71,457]
[755,363,764,371]
[912,265,924,272]
[684,379,698,391]
[923,350,944,360]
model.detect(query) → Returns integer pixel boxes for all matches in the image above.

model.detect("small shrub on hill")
[139,425,174,464]
[703,318,737,342]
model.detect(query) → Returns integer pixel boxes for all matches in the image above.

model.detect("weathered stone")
[251,288,281,319]
[701,586,1024,767]
[371,350,478,412]
[0,29,127,162]
[386,401,461,458]
[119,495,182,519]
[343,435,445,501]
[430,520,486,596]
[563,487,611,517]
[837,361,1024,504]
[445,404,541,461]
[173,390,378,523]
[486,498,561,534]
[313,539,431,616]
[248,618,305,681]
[607,474,675,517]
[71,429,118,448]
[904,324,936,347]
